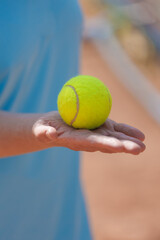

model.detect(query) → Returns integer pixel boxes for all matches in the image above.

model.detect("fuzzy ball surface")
[57,75,112,129]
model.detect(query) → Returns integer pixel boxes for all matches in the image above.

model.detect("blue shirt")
[0,1,92,239]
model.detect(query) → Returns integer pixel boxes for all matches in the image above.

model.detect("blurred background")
[80,1,160,239]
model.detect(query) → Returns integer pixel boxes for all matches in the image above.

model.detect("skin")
[0,111,145,158]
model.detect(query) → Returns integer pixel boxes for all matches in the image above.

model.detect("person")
[0,1,146,239]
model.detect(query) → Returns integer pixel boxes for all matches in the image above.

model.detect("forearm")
[0,111,50,158]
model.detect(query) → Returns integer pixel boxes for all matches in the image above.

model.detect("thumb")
[46,126,58,140]
[33,124,57,143]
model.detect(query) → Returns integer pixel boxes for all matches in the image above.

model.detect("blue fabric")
[0,1,92,239]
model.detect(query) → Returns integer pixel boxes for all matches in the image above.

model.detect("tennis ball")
[57,75,112,129]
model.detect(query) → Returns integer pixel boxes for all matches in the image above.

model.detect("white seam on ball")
[65,85,79,126]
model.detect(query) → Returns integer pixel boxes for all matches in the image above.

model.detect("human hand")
[33,111,145,155]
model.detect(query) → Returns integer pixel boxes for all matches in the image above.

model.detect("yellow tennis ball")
[57,75,112,129]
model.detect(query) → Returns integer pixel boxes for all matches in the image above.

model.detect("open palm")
[33,111,146,155]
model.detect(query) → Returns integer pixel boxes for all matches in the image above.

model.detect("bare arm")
[0,111,146,158]
[0,111,52,157]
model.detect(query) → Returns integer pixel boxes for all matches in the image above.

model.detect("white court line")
[84,16,160,124]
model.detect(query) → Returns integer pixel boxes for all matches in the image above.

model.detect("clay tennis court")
[81,41,160,240]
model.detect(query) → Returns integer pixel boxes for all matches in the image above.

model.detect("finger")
[108,131,146,150]
[122,140,145,155]
[33,125,57,143]
[114,123,145,141]
[85,134,124,153]
[83,134,145,155]
[110,132,146,154]
[58,129,144,155]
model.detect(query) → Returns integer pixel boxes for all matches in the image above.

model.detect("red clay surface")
[81,41,160,240]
